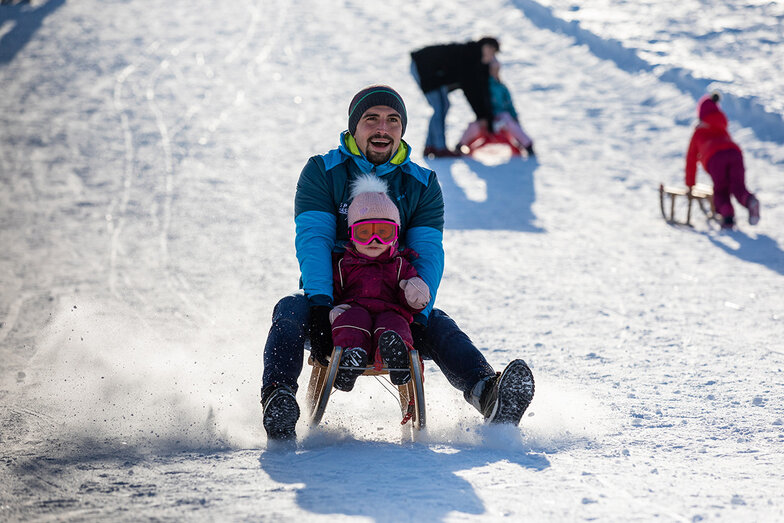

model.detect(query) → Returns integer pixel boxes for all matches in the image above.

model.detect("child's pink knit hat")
[347,174,400,226]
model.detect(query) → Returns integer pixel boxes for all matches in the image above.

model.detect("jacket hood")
[697,95,728,130]
[697,94,719,120]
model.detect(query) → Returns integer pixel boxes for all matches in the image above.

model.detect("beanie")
[347,85,407,136]
[698,91,721,121]
[347,174,400,226]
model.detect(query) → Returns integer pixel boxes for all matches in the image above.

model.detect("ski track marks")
[104,0,281,327]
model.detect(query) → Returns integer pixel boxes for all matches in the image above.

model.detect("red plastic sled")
[461,128,525,156]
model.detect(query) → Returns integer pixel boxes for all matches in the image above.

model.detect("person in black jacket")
[410,37,500,158]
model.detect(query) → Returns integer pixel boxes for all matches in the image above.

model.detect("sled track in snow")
[244,0,289,83]
[511,0,784,146]
[109,64,136,300]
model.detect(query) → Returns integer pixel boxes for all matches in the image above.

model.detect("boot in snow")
[747,195,760,225]
[472,359,534,425]
[262,384,300,441]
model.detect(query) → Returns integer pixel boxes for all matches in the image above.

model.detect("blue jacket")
[294,131,445,319]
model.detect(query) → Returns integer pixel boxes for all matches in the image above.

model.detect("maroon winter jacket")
[333,246,424,322]
[685,95,741,187]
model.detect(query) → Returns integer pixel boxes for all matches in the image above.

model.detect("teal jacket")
[294,131,445,319]
[489,77,519,121]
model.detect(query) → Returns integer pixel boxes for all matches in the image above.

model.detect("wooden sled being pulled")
[306,346,426,439]
[659,183,716,226]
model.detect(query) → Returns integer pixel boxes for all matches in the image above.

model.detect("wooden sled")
[461,129,525,157]
[659,183,716,226]
[306,346,426,438]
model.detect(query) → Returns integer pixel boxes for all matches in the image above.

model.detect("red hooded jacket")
[685,95,741,187]
[333,246,424,322]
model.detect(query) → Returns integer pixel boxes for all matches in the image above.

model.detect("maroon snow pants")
[706,148,752,219]
[331,305,413,367]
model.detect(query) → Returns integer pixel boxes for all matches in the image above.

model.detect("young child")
[458,59,535,157]
[329,174,431,391]
[685,92,760,229]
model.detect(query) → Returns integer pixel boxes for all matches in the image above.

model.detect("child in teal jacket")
[458,60,535,156]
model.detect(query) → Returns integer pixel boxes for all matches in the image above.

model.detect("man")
[411,37,500,158]
[261,85,534,441]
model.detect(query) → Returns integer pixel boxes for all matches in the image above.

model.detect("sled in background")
[659,183,716,226]
[306,346,426,440]
[459,128,530,157]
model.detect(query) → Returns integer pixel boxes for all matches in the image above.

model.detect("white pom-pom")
[350,174,389,199]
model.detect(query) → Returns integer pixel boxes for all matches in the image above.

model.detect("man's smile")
[369,135,392,149]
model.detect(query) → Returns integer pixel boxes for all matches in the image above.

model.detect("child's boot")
[333,347,368,391]
[378,331,411,385]
[747,195,760,225]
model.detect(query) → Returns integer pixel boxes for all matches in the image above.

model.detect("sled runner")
[306,346,426,438]
[460,128,527,157]
[659,183,716,226]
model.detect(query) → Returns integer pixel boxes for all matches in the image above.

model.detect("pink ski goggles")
[349,220,399,245]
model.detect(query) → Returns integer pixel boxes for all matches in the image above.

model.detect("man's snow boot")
[333,347,368,391]
[378,331,410,385]
[262,384,300,441]
[472,359,535,425]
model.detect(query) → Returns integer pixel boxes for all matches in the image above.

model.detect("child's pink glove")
[399,277,430,309]
[329,304,351,324]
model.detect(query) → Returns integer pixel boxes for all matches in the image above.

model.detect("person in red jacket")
[328,174,431,391]
[685,92,760,229]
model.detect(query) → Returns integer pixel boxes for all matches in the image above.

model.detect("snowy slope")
[1,0,783,521]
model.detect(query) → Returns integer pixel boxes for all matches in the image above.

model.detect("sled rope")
[375,375,401,402]
[374,376,413,424]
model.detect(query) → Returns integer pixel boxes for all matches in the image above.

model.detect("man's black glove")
[308,305,333,366]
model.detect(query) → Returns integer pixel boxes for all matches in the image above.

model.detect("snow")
[1,0,783,520]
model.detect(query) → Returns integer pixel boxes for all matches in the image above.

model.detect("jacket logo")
[339,202,349,215]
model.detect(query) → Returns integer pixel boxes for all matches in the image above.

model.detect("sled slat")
[659,183,716,226]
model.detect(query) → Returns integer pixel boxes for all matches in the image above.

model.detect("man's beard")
[364,134,395,165]
[366,149,392,165]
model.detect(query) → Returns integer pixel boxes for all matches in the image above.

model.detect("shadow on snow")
[259,440,549,522]
[0,0,65,65]
[510,0,784,144]
[704,230,784,277]
[427,155,543,233]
